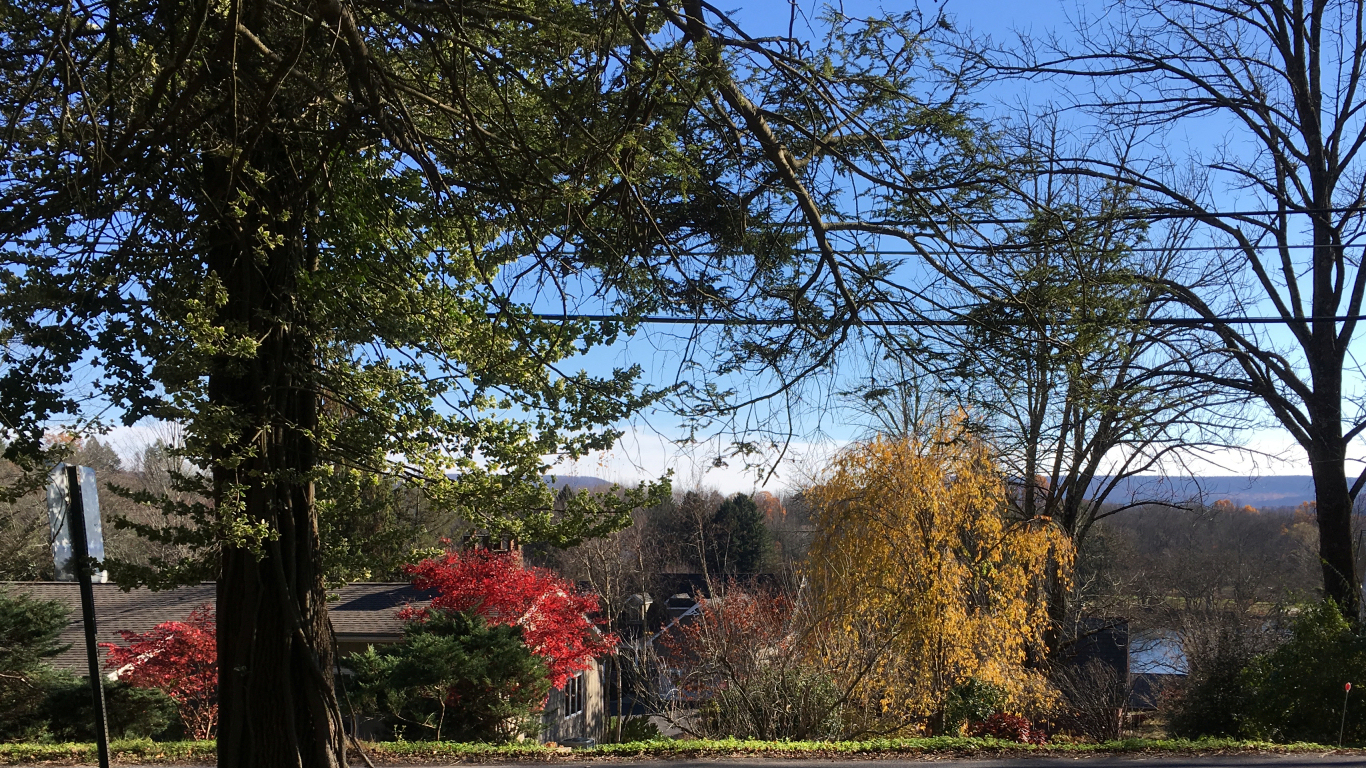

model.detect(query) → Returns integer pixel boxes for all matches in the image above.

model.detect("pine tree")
[347,611,549,743]
[0,591,69,740]
[706,494,773,577]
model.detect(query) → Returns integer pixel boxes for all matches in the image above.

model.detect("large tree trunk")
[206,151,346,768]
[1039,486,1086,665]
[1306,209,1360,620]
[1306,400,1359,619]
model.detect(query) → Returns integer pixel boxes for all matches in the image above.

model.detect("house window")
[564,672,584,717]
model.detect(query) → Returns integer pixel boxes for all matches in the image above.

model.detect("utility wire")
[805,205,1366,228]
[786,243,1365,255]
[497,313,1366,328]
[33,206,1366,249]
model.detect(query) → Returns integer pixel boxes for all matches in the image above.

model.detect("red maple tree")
[403,549,615,688]
[102,604,218,739]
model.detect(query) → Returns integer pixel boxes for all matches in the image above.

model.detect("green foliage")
[348,735,1358,757]
[0,591,67,673]
[705,493,773,576]
[0,591,69,740]
[1,0,689,596]
[0,664,66,742]
[43,679,181,741]
[1239,601,1366,744]
[346,610,549,743]
[315,468,444,585]
[0,738,215,764]
[0,735,1359,763]
[1168,662,1250,739]
[605,716,662,743]
[0,592,180,742]
[943,678,1008,734]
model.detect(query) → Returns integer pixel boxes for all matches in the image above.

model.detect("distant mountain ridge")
[1092,475,1315,508]
[541,475,616,493]
[542,473,1320,508]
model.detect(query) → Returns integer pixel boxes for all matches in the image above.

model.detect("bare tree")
[852,123,1250,658]
[999,0,1366,616]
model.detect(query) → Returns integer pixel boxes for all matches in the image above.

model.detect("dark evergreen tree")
[44,680,181,741]
[346,610,549,743]
[706,493,773,577]
[0,591,69,740]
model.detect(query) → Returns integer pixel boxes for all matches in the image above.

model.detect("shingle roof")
[0,582,434,674]
[329,583,436,640]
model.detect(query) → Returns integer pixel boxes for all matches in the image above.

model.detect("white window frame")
[564,672,584,718]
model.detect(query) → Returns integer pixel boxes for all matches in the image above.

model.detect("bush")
[100,604,217,739]
[1164,629,1254,738]
[605,716,663,742]
[1051,659,1128,742]
[1239,601,1366,744]
[967,712,1046,744]
[943,679,1006,735]
[0,665,67,742]
[44,679,181,740]
[347,609,549,743]
[695,666,843,741]
[657,586,842,740]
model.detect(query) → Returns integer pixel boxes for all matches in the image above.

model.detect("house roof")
[0,582,434,674]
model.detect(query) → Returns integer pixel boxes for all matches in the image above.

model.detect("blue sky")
[576,0,1359,493]
[603,0,1365,493]
[105,0,1362,495]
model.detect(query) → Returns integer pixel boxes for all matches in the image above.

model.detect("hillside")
[1095,475,1316,508]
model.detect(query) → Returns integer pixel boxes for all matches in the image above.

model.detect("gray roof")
[0,582,433,673]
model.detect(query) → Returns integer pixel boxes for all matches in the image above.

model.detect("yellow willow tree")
[806,420,1071,734]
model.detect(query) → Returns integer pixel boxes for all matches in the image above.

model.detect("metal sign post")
[49,464,110,768]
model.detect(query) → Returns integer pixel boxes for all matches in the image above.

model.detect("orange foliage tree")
[805,419,1071,734]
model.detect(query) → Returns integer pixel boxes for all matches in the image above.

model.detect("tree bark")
[206,150,346,768]
[1307,393,1358,618]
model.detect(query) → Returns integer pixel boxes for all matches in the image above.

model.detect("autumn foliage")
[658,585,793,690]
[656,585,843,740]
[967,712,1047,744]
[403,549,614,688]
[102,604,218,739]
[806,420,1070,732]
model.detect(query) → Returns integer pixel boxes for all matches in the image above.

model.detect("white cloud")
[546,426,840,496]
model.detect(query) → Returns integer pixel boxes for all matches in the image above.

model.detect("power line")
[814,205,1366,228]
[499,313,1366,328]
[29,208,1366,246]
[783,243,1362,256]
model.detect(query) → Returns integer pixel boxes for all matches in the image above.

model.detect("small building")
[1128,629,1188,711]
[0,581,606,743]
[540,661,606,744]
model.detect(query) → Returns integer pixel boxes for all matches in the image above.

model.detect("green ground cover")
[2,737,1363,765]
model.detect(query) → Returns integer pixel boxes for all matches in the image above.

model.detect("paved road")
[633,758,1366,767]
[35,757,1366,768]
[426,757,1366,768]
[467,754,1355,765]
